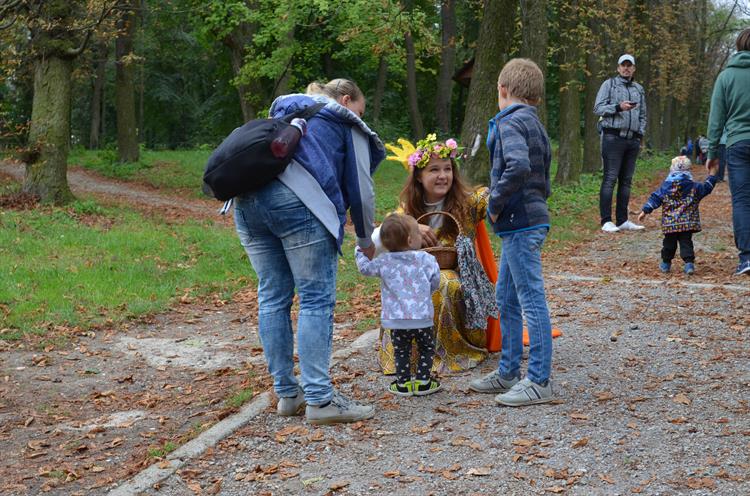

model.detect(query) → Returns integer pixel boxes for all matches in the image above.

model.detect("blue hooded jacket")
[269,94,386,251]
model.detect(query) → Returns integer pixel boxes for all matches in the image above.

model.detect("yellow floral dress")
[378,187,489,375]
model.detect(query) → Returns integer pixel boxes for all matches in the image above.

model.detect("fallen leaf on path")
[673,393,691,405]
[467,466,492,476]
[329,480,350,491]
[383,470,401,478]
[599,473,614,484]
[571,437,589,448]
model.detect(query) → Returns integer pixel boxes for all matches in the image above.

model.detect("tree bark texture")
[372,55,388,122]
[519,0,548,127]
[89,43,107,149]
[404,30,424,139]
[115,2,140,163]
[582,41,601,173]
[459,0,518,184]
[435,0,456,134]
[25,56,74,204]
[223,22,260,122]
[555,0,582,185]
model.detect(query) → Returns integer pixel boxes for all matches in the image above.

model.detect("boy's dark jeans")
[717,144,726,181]
[662,232,695,263]
[599,133,640,226]
[391,327,435,384]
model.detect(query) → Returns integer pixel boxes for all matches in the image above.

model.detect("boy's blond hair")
[497,58,544,105]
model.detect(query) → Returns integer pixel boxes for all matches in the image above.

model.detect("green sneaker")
[413,378,442,396]
[388,380,414,397]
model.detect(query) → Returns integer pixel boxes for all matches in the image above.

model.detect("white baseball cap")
[618,54,635,65]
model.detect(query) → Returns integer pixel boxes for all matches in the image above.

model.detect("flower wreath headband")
[385,133,461,171]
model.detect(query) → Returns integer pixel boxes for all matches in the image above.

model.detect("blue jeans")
[717,144,726,181]
[727,140,750,264]
[234,180,338,405]
[496,227,553,384]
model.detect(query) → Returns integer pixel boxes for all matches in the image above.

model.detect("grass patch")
[68,147,211,197]
[148,441,178,459]
[0,199,250,338]
[225,387,254,409]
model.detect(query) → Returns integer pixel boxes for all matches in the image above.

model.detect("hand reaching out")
[637,211,647,222]
[706,158,720,176]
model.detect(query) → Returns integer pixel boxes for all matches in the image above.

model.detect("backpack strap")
[284,101,326,123]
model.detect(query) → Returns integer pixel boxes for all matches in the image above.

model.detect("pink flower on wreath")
[445,138,457,150]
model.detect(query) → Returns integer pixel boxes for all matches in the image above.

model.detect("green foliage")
[0,202,250,337]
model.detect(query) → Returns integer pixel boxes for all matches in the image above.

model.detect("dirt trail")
[1,162,748,495]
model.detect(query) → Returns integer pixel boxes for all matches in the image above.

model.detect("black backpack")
[202,102,326,201]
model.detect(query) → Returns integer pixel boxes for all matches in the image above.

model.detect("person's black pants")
[599,133,641,226]
[391,327,435,383]
[717,144,726,181]
[662,232,695,263]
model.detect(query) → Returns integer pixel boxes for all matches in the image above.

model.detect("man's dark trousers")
[599,132,640,226]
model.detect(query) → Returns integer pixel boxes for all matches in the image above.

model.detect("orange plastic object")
[475,221,562,351]
[475,221,502,352]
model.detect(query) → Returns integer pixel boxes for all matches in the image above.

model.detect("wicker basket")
[416,211,462,270]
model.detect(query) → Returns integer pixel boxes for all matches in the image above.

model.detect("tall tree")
[459,0,519,184]
[582,1,603,173]
[519,0,548,127]
[403,0,424,139]
[555,0,583,185]
[1,0,124,204]
[115,0,140,162]
[89,42,108,149]
[435,0,456,134]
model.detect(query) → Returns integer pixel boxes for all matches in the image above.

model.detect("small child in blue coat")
[355,213,441,396]
[638,156,718,274]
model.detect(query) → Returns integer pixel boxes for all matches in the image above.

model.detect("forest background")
[1,0,749,204]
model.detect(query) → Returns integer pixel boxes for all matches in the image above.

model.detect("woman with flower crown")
[378,134,493,374]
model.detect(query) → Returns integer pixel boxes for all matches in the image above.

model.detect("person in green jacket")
[706,28,750,276]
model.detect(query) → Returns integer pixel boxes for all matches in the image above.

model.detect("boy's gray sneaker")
[277,386,305,416]
[495,378,553,407]
[469,370,519,394]
[306,391,375,425]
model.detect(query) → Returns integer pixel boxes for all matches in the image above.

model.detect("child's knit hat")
[670,156,692,173]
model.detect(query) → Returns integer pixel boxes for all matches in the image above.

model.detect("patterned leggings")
[392,327,435,383]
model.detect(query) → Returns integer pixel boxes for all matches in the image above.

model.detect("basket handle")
[416,210,463,236]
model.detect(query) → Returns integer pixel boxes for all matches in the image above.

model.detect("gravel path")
[131,172,749,496]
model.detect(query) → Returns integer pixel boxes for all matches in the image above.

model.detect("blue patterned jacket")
[642,172,717,234]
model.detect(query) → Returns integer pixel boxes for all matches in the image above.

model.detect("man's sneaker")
[388,380,414,397]
[277,386,305,416]
[306,391,375,425]
[469,370,519,394]
[413,378,442,396]
[495,378,553,407]
[684,262,695,275]
[735,261,750,276]
[601,221,620,233]
[659,261,671,273]
[617,220,645,231]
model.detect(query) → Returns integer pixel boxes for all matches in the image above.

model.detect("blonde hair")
[380,213,418,252]
[497,58,544,105]
[305,78,364,102]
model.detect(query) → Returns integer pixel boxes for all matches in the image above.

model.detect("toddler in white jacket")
[355,213,441,396]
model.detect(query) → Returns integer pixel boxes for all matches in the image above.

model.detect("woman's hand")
[418,223,438,248]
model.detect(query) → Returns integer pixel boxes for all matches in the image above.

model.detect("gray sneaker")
[495,378,553,407]
[306,391,375,425]
[469,370,519,394]
[277,386,305,416]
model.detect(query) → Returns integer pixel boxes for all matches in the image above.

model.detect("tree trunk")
[274,26,296,98]
[519,0,548,127]
[435,0,456,134]
[555,0,582,185]
[582,43,601,173]
[115,1,140,163]
[404,30,424,139]
[459,0,519,184]
[661,96,673,151]
[89,43,107,149]
[650,92,663,150]
[372,55,388,122]
[25,56,74,204]
[223,24,259,122]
